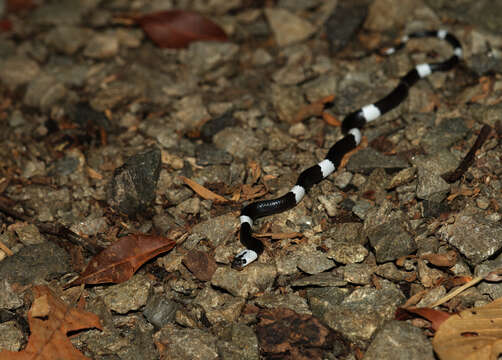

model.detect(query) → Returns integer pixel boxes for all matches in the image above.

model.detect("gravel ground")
[0,0,502,359]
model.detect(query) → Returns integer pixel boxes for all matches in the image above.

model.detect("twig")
[442,125,492,183]
[0,239,13,256]
[0,197,100,255]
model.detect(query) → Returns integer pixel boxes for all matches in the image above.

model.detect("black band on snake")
[231,29,462,269]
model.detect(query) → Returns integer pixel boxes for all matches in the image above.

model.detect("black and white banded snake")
[231,29,463,270]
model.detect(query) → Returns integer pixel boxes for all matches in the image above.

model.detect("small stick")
[0,239,13,256]
[0,197,100,255]
[442,125,492,183]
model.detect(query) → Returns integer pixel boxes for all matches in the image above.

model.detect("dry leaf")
[66,234,176,287]
[181,176,227,203]
[398,307,451,331]
[182,250,217,282]
[421,251,458,267]
[256,308,345,359]
[433,297,502,360]
[137,10,227,48]
[0,286,102,360]
[248,161,261,184]
[293,95,335,124]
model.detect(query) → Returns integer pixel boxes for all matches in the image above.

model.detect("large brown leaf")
[256,308,347,359]
[67,234,176,287]
[0,286,102,360]
[433,297,502,360]
[137,10,227,48]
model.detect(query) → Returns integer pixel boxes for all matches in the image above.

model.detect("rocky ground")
[0,0,502,359]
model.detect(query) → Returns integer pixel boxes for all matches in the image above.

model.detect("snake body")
[232,29,462,269]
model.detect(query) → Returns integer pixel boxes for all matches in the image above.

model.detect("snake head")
[231,249,258,270]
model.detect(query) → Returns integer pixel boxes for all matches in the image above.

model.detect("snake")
[231,29,462,270]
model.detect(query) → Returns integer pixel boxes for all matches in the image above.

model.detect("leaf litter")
[66,234,176,287]
[0,286,102,360]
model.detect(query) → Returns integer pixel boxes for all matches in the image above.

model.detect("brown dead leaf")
[137,10,227,49]
[66,234,176,287]
[0,286,102,360]
[322,111,341,126]
[256,308,346,359]
[398,307,452,331]
[421,250,458,267]
[248,160,261,184]
[433,297,502,360]
[293,95,335,124]
[240,184,268,201]
[181,176,228,203]
[182,250,217,282]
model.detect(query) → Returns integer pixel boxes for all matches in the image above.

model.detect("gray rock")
[322,281,405,344]
[254,292,311,315]
[177,197,200,215]
[217,323,259,360]
[420,117,469,152]
[333,171,353,189]
[211,264,277,298]
[325,0,368,53]
[0,242,70,285]
[367,220,417,263]
[100,274,152,314]
[363,321,433,360]
[375,262,414,282]
[415,149,459,172]
[324,222,364,245]
[0,321,24,352]
[213,127,264,159]
[417,260,445,288]
[352,200,374,220]
[346,148,408,174]
[191,213,238,248]
[264,8,316,47]
[194,287,245,325]
[8,110,25,127]
[30,0,97,25]
[0,279,23,310]
[83,33,119,58]
[173,95,210,132]
[183,42,239,75]
[90,81,144,111]
[416,286,446,308]
[24,74,67,111]
[11,223,44,245]
[327,242,368,264]
[439,207,502,265]
[44,26,92,54]
[70,216,107,237]
[143,293,178,328]
[475,253,502,300]
[307,286,349,318]
[292,271,347,287]
[416,167,450,202]
[297,250,335,274]
[302,74,337,102]
[318,192,344,217]
[343,263,377,285]
[196,143,233,166]
[18,185,71,222]
[154,324,219,360]
[387,167,416,189]
[107,147,161,216]
[0,56,40,89]
[271,84,306,123]
[200,111,237,142]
